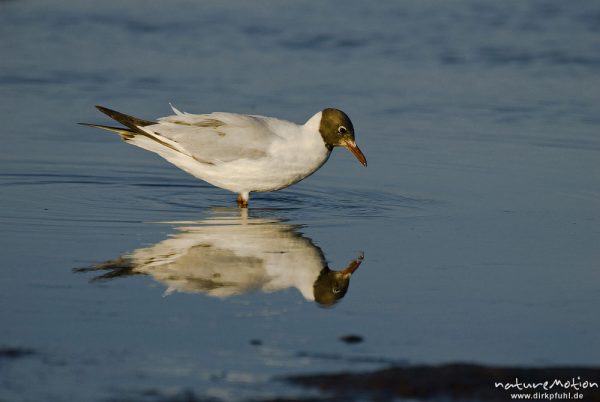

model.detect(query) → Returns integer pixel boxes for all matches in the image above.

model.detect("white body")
[129,108,330,195]
[113,215,327,301]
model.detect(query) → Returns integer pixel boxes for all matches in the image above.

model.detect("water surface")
[1,1,599,401]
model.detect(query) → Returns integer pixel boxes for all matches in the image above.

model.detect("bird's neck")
[303,111,323,135]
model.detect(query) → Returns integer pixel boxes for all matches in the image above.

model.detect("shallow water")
[1,0,599,401]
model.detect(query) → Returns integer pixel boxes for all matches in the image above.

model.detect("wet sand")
[3,348,598,402]
[286,364,600,402]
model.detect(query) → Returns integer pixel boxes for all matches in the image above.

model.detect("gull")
[76,212,364,306]
[80,105,367,207]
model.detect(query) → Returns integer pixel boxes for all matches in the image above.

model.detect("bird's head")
[319,108,367,167]
[313,253,364,307]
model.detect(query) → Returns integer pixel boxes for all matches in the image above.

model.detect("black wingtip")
[95,105,121,119]
[93,105,156,130]
[95,105,112,114]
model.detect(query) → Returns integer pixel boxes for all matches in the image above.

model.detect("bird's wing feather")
[148,112,281,164]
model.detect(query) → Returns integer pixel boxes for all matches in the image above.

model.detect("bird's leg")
[237,192,249,208]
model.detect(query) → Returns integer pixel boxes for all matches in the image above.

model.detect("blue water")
[1,1,599,401]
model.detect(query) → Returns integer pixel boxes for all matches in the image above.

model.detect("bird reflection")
[76,209,364,306]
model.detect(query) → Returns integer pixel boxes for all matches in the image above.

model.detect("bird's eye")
[337,126,347,135]
[332,286,342,294]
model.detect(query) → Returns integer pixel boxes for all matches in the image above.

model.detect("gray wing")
[148,112,279,164]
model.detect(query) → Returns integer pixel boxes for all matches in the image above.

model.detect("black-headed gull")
[81,105,367,207]
[76,212,364,306]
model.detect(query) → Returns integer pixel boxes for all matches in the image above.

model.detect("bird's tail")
[73,256,139,282]
[80,105,194,162]
[79,105,156,136]
[94,105,156,130]
[77,122,135,140]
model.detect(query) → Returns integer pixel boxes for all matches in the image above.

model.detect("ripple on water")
[0,168,440,233]
[250,185,440,222]
[0,171,208,230]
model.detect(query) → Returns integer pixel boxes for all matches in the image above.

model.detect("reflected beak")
[341,253,364,278]
[343,140,367,167]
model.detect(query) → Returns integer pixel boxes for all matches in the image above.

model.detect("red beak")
[341,253,365,277]
[344,140,367,167]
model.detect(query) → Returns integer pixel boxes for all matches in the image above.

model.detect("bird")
[80,105,367,207]
[75,211,364,306]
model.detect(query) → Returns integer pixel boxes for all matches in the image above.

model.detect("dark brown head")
[319,108,367,167]
[313,253,364,307]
